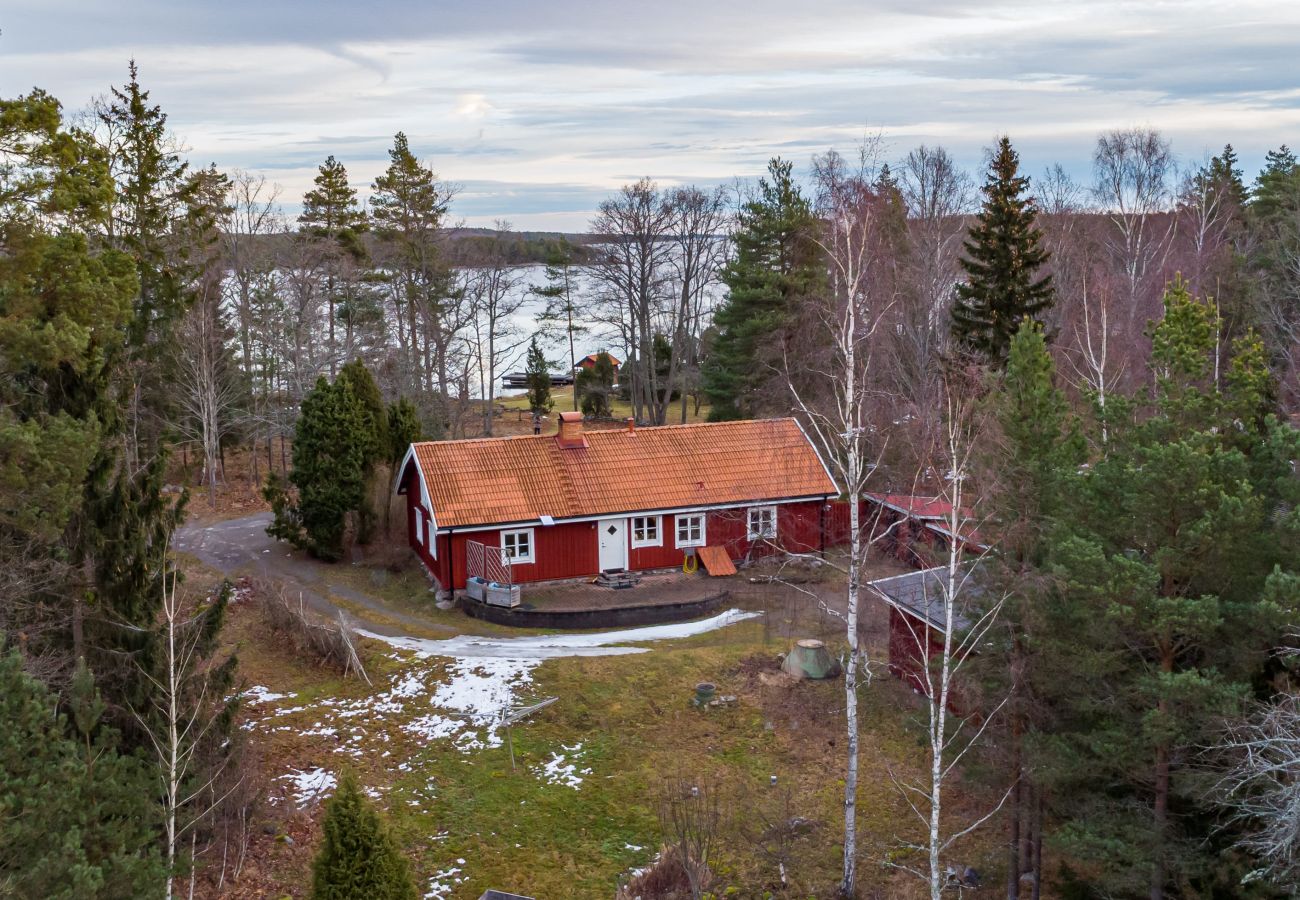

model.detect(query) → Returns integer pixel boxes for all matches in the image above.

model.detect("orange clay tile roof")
[410,418,837,529]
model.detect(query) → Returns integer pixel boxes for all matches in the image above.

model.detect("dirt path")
[174,512,456,637]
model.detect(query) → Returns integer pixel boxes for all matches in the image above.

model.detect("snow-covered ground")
[358,608,761,659]
[247,610,759,892]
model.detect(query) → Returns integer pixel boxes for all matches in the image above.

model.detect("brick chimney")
[555,410,587,449]
[626,417,636,434]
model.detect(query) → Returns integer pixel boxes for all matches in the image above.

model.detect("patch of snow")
[243,685,293,704]
[535,742,591,789]
[424,865,467,899]
[278,767,336,807]
[358,608,761,660]
[403,714,464,741]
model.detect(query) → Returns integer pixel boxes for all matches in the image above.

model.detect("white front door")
[597,518,628,572]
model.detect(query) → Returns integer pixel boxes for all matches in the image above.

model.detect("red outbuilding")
[396,413,838,597]
[575,351,621,370]
[870,565,980,716]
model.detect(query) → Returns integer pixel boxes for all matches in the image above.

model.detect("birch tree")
[879,376,1010,900]
[1092,128,1176,328]
[782,145,896,897]
[176,283,242,508]
[131,567,239,900]
[465,222,529,436]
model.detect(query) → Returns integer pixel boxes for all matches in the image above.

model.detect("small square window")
[675,514,705,548]
[500,529,534,564]
[631,516,661,548]
[747,506,777,540]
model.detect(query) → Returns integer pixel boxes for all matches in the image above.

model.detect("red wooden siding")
[402,495,829,590]
[887,606,972,717]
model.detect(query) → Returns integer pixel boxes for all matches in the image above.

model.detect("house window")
[500,529,535,564]
[747,506,777,540]
[631,516,661,548]
[675,514,706,548]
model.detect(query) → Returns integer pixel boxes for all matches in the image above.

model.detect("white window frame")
[631,515,662,548]
[675,513,706,548]
[500,528,535,564]
[747,505,777,540]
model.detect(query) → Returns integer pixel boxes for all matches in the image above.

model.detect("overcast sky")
[5,1,1298,230]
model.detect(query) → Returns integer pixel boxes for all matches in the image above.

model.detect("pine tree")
[702,157,821,420]
[524,336,554,418]
[1032,281,1300,897]
[0,646,166,898]
[950,137,1054,365]
[300,156,368,376]
[370,133,454,416]
[532,241,585,411]
[1251,145,1300,223]
[577,351,616,418]
[310,770,417,900]
[982,319,1082,896]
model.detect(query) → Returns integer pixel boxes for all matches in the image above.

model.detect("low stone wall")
[460,590,732,630]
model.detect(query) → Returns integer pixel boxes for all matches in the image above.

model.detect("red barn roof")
[403,417,837,529]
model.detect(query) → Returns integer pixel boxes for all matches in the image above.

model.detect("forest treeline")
[3,59,1300,899]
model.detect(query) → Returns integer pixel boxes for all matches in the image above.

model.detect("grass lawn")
[497,385,713,429]
[194,557,1003,899]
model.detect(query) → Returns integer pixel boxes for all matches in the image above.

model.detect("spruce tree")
[950,137,1054,365]
[268,376,369,561]
[386,398,422,468]
[310,770,417,900]
[702,157,821,420]
[524,336,554,418]
[337,360,387,543]
[0,646,165,898]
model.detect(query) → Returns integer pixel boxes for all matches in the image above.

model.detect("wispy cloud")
[3,0,1297,228]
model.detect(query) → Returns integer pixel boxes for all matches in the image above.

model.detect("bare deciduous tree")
[1214,690,1300,886]
[131,568,239,900]
[1092,128,1176,327]
[176,288,242,508]
[783,142,897,897]
[465,221,530,436]
[879,379,1011,900]
[656,777,724,900]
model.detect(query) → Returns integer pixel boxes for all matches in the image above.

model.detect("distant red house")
[863,493,988,566]
[396,414,838,596]
[576,351,621,370]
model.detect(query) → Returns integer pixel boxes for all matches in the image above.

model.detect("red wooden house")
[576,351,621,371]
[863,493,988,566]
[396,413,838,596]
